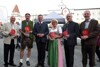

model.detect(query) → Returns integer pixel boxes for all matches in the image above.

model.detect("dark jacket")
[62,21,79,45]
[33,22,49,43]
[79,19,100,45]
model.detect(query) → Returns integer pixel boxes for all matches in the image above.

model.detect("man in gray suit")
[2,16,19,67]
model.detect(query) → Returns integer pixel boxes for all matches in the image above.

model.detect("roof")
[44,12,64,19]
[35,12,65,24]
[70,8,100,11]
[12,4,20,13]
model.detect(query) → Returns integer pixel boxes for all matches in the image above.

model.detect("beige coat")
[2,22,19,44]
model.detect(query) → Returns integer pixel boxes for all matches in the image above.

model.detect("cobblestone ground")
[0,39,100,67]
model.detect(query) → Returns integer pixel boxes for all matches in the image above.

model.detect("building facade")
[70,8,100,24]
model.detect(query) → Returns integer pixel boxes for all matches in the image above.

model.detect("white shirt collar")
[85,19,91,22]
[10,22,14,25]
[39,21,43,24]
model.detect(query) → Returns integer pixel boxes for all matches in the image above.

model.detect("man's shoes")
[40,65,45,67]
[26,61,30,66]
[35,64,45,67]
[35,64,41,67]
[41,65,45,67]
[9,63,16,66]
[4,64,8,67]
[18,62,23,67]
[97,59,100,62]
[4,65,8,67]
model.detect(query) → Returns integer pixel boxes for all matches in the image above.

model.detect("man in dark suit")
[79,10,100,67]
[33,14,49,67]
[62,13,79,67]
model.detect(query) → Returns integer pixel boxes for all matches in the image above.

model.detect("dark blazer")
[62,21,79,45]
[33,22,49,43]
[79,19,100,45]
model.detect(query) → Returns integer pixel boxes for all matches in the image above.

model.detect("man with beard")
[79,10,100,67]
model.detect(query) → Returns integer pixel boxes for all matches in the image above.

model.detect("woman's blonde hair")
[48,19,58,28]
[51,19,58,24]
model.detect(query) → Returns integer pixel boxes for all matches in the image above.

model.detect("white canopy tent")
[43,12,65,24]
[35,12,65,24]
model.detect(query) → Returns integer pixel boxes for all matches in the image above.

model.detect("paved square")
[0,39,100,67]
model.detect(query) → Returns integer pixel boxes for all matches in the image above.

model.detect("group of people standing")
[1,10,100,67]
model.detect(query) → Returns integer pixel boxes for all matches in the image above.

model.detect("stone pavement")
[0,39,100,67]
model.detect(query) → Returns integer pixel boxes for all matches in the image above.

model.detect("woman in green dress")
[48,19,63,67]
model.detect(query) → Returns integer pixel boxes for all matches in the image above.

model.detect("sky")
[0,0,100,16]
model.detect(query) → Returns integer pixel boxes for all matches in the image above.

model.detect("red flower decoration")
[25,26,30,33]
[49,32,56,39]
[82,29,89,36]
[63,30,68,36]
[10,29,16,35]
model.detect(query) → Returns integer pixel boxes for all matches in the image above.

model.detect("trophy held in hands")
[49,32,56,40]
[63,30,69,40]
[24,26,31,37]
[10,29,16,36]
[63,30,68,37]
[9,29,18,38]
[10,29,16,35]
[20,26,31,37]
[82,29,89,36]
